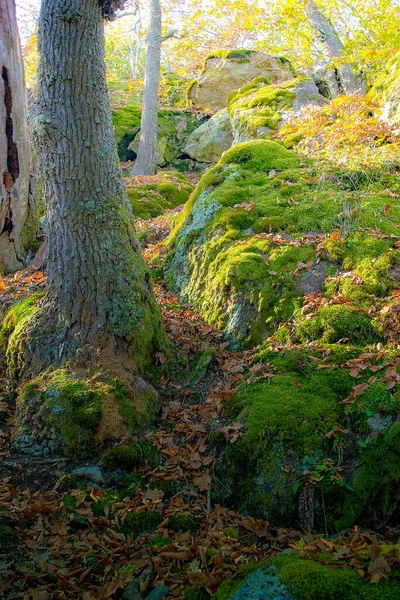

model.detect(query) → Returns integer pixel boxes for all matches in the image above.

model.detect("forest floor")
[0,203,399,599]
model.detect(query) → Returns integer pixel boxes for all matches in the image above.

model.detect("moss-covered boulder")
[183,109,234,163]
[229,77,326,144]
[213,344,400,531]
[214,551,400,599]
[369,52,400,129]
[164,139,400,346]
[125,172,194,219]
[10,363,160,458]
[112,105,200,163]
[187,50,295,113]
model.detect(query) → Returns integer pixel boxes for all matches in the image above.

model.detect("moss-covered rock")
[113,105,201,164]
[187,50,295,113]
[213,552,400,600]
[229,77,326,144]
[212,345,400,531]
[126,172,194,219]
[164,140,400,346]
[11,368,161,458]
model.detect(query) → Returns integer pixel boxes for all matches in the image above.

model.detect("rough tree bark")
[131,0,162,176]
[306,0,366,97]
[23,0,163,374]
[0,0,37,273]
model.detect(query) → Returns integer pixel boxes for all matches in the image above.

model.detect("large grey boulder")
[187,50,295,113]
[183,109,234,163]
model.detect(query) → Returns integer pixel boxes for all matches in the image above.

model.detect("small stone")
[122,585,143,600]
[72,466,104,484]
[70,514,91,530]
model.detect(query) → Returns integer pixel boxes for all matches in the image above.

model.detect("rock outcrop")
[183,108,234,163]
[164,139,400,532]
[229,77,326,144]
[112,106,201,165]
[369,52,400,130]
[187,50,295,113]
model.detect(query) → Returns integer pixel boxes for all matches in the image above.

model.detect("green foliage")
[101,441,161,471]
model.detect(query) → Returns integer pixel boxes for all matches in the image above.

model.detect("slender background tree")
[0,0,37,273]
[131,0,162,176]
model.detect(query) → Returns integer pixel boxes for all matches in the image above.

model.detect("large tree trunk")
[131,0,162,176]
[306,0,366,97]
[0,0,37,273]
[25,0,163,373]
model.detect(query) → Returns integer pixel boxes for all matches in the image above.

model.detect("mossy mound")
[169,512,198,533]
[112,104,200,164]
[101,441,161,470]
[213,552,400,599]
[0,525,18,551]
[12,367,160,458]
[212,345,400,531]
[229,77,325,144]
[126,172,194,219]
[122,510,162,536]
[164,140,400,346]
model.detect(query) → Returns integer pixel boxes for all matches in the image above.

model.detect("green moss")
[122,472,145,497]
[275,554,400,600]
[204,49,253,65]
[186,78,198,104]
[146,536,171,547]
[112,105,141,143]
[0,292,44,351]
[211,344,400,530]
[228,78,301,139]
[169,513,198,533]
[184,582,211,600]
[297,305,379,345]
[126,172,193,219]
[110,379,159,435]
[219,140,300,171]
[18,368,104,457]
[101,441,161,471]
[122,510,162,536]
[0,525,17,550]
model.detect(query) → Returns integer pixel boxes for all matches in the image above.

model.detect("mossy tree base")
[12,365,161,458]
